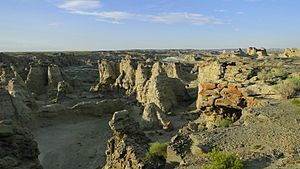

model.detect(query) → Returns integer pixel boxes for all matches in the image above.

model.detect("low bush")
[145,142,168,162]
[204,148,244,169]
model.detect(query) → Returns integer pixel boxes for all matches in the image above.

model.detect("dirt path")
[33,116,112,169]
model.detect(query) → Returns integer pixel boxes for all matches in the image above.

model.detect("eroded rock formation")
[284,48,300,57]
[197,60,266,128]
[141,103,172,130]
[247,47,268,58]
[114,57,137,95]
[102,110,151,169]
[25,64,48,95]
[93,60,119,92]
[0,122,42,169]
[138,62,190,112]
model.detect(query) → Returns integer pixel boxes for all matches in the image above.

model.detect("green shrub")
[205,148,244,169]
[215,119,232,128]
[145,142,168,161]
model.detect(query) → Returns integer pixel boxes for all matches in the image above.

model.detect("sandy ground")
[33,115,112,169]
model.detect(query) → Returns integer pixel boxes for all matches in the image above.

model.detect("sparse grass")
[286,76,300,88]
[276,75,300,99]
[276,80,297,99]
[204,148,244,169]
[251,144,263,151]
[145,142,168,162]
[273,68,288,77]
[257,68,288,82]
[291,99,300,107]
[215,119,232,128]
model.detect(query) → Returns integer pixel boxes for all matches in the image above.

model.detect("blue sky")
[0,0,299,51]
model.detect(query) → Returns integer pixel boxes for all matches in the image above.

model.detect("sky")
[0,0,299,51]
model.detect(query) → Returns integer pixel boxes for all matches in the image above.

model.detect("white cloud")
[57,0,224,25]
[58,0,101,11]
[149,12,223,25]
[236,11,245,15]
[215,9,227,13]
[71,10,132,20]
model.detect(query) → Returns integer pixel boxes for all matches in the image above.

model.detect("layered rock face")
[0,123,42,169]
[25,65,48,95]
[1,65,36,125]
[0,67,42,169]
[138,62,190,112]
[115,57,137,95]
[135,63,151,103]
[102,110,151,169]
[93,59,191,112]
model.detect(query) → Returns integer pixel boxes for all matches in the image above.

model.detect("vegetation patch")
[145,142,168,162]
[215,119,232,128]
[291,98,300,107]
[257,68,288,82]
[251,144,264,151]
[276,76,300,99]
[204,148,244,169]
